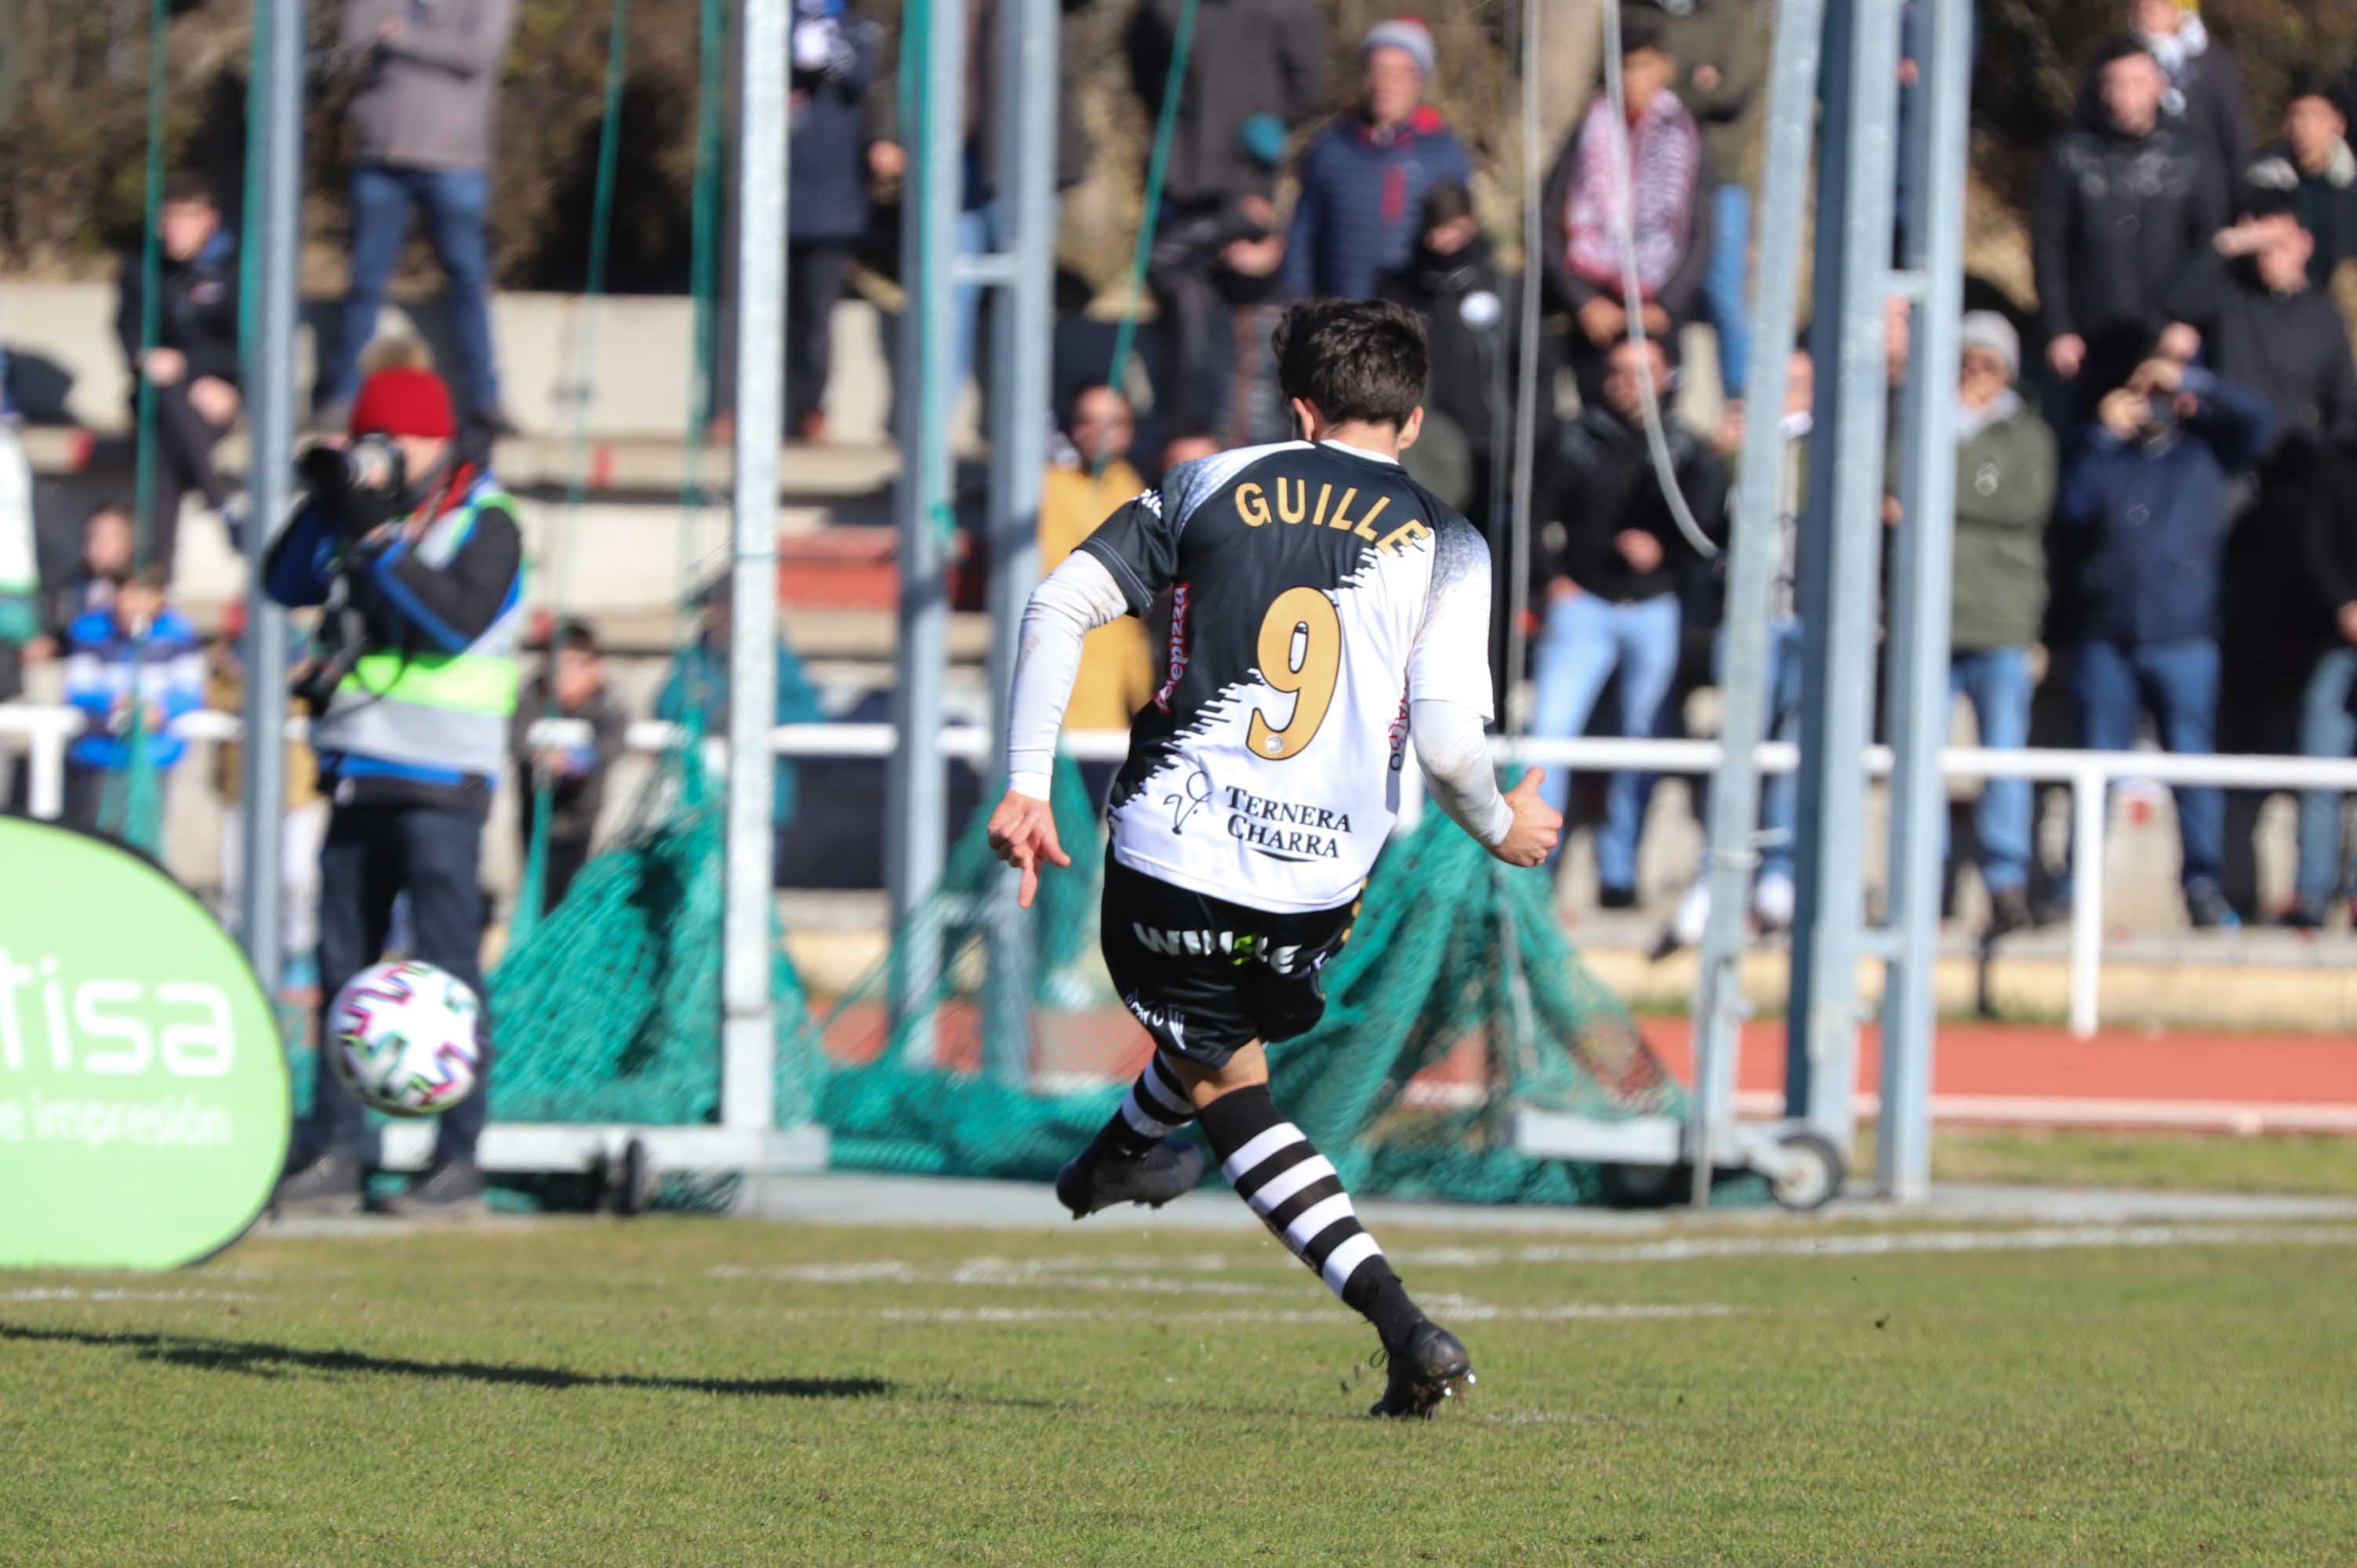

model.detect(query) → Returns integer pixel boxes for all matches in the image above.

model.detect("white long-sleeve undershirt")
[1006,550,1129,800]
[1409,697,1514,848]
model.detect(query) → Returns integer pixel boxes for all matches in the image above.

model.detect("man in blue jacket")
[263,367,525,1214]
[2056,350,2272,927]
[1280,18,1473,303]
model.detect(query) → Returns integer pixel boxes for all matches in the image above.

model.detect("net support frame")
[1687,0,1829,1203]
[978,0,1061,1085]
[237,0,301,985]
[1785,0,1908,1151]
[1875,0,1973,1203]
[721,0,788,1134]
[886,0,964,1063]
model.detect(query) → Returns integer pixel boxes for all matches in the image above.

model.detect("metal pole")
[978,0,1057,1086]
[1503,0,1544,731]
[2069,767,2105,1036]
[1785,0,1902,1145]
[721,0,786,1133]
[238,0,299,987]
[1876,0,1970,1203]
[1687,0,1825,1204]
[885,0,962,1062]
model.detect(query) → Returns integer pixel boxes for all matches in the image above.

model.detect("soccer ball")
[326,960,485,1117]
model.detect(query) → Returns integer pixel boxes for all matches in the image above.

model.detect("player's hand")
[1490,769,1562,869]
[986,788,1070,909]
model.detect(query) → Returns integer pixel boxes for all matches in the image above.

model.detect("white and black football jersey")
[1077,439,1495,914]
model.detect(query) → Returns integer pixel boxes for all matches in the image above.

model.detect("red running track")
[1634,1021,2357,1132]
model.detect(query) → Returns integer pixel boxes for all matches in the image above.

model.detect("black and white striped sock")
[1102,1051,1197,1158]
[1199,1084,1423,1349]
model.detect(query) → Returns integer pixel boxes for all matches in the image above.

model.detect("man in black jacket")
[2243,73,2357,287]
[116,174,242,582]
[2166,204,2357,916]
[1376,180,1543,533]
[2032,37,2224,411]
[2287,434,2357,924]
[1527,333,1728,905]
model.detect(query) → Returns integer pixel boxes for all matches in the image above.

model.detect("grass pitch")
[5,1206,2355,1566]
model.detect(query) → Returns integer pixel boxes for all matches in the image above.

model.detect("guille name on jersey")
[1233,478,1435,557]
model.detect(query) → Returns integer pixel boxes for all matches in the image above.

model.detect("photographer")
[262,366,524,1217]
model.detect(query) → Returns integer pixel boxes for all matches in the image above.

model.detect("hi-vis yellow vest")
[311,484,523,779]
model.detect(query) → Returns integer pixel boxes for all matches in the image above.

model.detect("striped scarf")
[1563,90,1702,298]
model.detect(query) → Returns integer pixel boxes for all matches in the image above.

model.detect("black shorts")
[1099,858,1359,1070]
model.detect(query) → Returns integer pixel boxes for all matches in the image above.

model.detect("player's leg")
[1055,863,1217,1219]
[1164,1041,1473,1419]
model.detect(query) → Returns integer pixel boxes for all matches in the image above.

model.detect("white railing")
[9,704,2357,1040]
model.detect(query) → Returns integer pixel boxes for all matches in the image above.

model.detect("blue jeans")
[2070,637,2224,895]
[321,165,503,414]
[1701,183,1752,400]
[1529,590,1683,888]
[2294,645,2357,912]
[1949,646,2033,894]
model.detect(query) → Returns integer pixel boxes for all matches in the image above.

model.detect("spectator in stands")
[2243,74,2357,288]
[1545,11,1713,407]
[1280,18,1473,303]
[1039,384,1156,800]
[117,175,242,582]
[2127,0,2250,184]
[1149,197,1295,450]
[511,619,625,916]
[317,0,519,432]
[1528,333,1727,907]
[2032,37,2223,409]
[1645,0,1768,406]
[1654,344,1814,956]
[1916,314,2057,938]
[60,567,202,833]
[1157,431,1222,477]
[0,408,32,708]
[952,0,1092,401]
[2056,350,2272,927]
[2167,209,2357,450]
[1125,0,1324,233]
[656,578,830,854]
[785,0,879,443]
[2167,205,2357,916]
[2288,432,2357,926]
[1376,180,1537,528]
[45,502,135,640]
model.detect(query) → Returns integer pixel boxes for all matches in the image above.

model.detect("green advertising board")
[0,815,289,1269]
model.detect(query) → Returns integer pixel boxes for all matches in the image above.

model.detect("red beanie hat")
[350,367,457,441]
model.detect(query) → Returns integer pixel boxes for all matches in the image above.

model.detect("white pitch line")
[859,1302,1744,1326]
[1394,1222,2357,1270]
[2,1287,267,1305]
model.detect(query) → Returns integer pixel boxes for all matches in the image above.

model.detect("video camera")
[294,433,412,539]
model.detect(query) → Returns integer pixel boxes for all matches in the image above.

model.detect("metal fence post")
[238,0,300,988]
[1689,0,1827,1203]
[978,0,1059,1086]
[721,0,787,1133]
[1875,0,1971,1203]
[2070,766,2106,1037]
[885,0,964,1063]
[1786,0,1904,1145]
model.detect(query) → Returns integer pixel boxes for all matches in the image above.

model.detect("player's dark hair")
[2286,69,2346,116]
[554,619,601,655]
[2092,34,2158,74]
[1272,298,1428,430]
[1420,178,1475,230]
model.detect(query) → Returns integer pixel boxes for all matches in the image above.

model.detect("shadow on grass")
[0,1321,894,1400]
